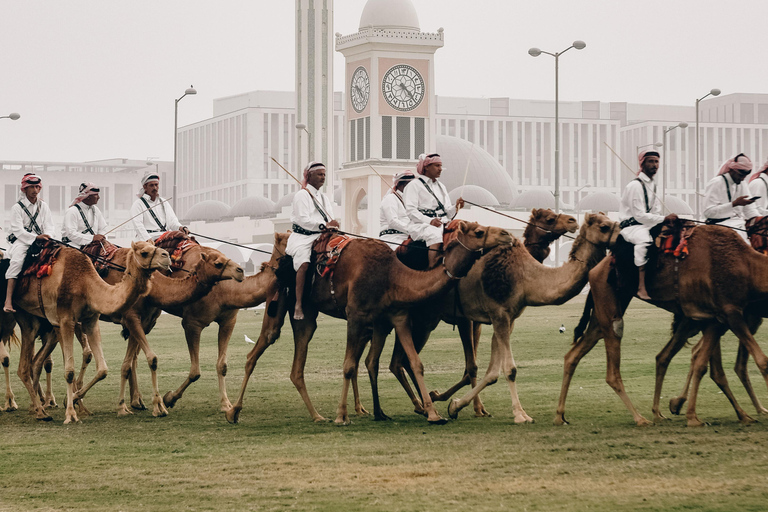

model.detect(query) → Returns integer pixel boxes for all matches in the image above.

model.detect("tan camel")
[555,224,768,427]
[388,213,619,423]
[121,232,289,412]
[13,241,170,423]
[0,311,19,411]
[29,244,243,417]
[226,221,513,425]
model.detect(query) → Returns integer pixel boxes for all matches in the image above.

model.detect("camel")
[554,224,768,427]
[377,208,578,420]
[0,311,19,411]
[114,232,289,413]
[29,244,244,417]
[384,213,619,423]
[13,241,170,423]
[225,220,513,425]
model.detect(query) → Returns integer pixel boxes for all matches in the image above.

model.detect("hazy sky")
[1,0,766,163]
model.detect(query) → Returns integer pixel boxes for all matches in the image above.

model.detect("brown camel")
[385,213,619,423]
[555,224,768,427]
[14,241,170,423]
[226,221,513,425]
[120,232,289,412]
[0,311,19,411]
[29,244,244,417]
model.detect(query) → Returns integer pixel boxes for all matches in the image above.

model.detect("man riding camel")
[379,171,415,250]
[403,153,464,268]
[61,182,108,249]
[3,173,55,313]
[618,150,666,300]
[285,161,338,320]
[130,170,188,242]
[703,153,758,242]
[748,157,768,216]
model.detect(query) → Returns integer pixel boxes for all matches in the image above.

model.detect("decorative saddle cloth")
[312,232,354,279]
[22,239,61,279]
[80,239,119,275]
[655,218,697,259]
[395,219,462,271]
[747,216,768,255]
[154,230,199,270]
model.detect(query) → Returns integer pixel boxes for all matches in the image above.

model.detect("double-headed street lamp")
[0,113,20,121]
[174,86,197,211]
[295,123,312,164]
[662,122,688,201]
[529,40,586,266]
[695,88,721,219]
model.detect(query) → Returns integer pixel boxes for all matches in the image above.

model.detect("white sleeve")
[40,202,55,237]
[94,207,109,235]
[62,208,93,246]
[703,177,735,220]
[748,179,768,216]
[130,199,150,241]
[10,205,36,245]
[404,181,432,225]
[382,197,411,233]
[164,201,182,231]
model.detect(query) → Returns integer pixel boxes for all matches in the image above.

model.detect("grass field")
[2,296,768,511]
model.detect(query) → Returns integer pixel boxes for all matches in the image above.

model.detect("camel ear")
[531,208,538,216]
[131,241,137,250]
[585,213,594,224]
[199,252,208,262]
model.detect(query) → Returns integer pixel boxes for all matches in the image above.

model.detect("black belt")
[705,217,730,225]
[619,218,642,229]
[292,224,321,236]
[418,208,444,218]
[6,234,17,244]
[147,229,163,233]
[380,229,405,237]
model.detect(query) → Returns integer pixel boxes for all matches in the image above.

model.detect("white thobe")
[379,192,411,249]
[129,194,182,241]
[285,185,335,271]
[618,172,665,266]
[61,203,108,248]
[5,197,55,279]
[403,176,456,247]
[748,175,768,216]
[703,173,758,241]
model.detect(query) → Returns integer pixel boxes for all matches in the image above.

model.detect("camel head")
[530,208,578,237]
[197,247,245,283]
[443,220,514,278]
[578,212,620,248]
[130,241,172,272]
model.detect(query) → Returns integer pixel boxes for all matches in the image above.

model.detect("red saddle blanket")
[656,219,697,259]
[80,240,119,274]
[312,233,354,279]
[747,216,768,255]
[154,231,199,270]
[23,240,61,279]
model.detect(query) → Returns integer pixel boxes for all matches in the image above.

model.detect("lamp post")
[529,40,586,266]
[695,88,721,219]
[0,113,20,121]
[295,123,312,164]
[174,85,197,212]
[662,122,688,201]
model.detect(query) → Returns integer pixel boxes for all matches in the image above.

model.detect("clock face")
[350,66,370,113]
[382,64,425,112]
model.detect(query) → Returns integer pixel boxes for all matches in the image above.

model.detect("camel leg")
[389,335,425,416]
[726,310,768,393]
[365,321,392,421]
[122,313,167,417]
[71,320,108,417]
[163,320,204,410]
[603,321,652,426]
[117,340,142,416]
[1,339,18,412]
[685,323,721,427]
[287,313,327,422]
[652,316,700,422]
[57,320,80,424]
[707,338,755,424]
[448,325,505,420]
[668,337,702,416]
[335,316,371,425]
[390,313,445,424]
[128,351,145,410]
[351,338,370,418]
[31,331,59,409]
[15,318,49,421]
[43,352,56,408]
[734,342,768,415]
[74,324,92,391]
[554,314,602,425]
[215,318,235,411]
[226,294,291,424]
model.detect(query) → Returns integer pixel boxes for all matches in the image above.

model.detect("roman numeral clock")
[382,64,424,112]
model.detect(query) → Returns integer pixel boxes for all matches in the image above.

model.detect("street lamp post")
[173,85,197,212]
[528,40,586,266]
[662,122,688,201]
[695,88,721,219]
[0,113,20,121]
[295,123,312,164]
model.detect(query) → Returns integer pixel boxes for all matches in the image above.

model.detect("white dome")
[664,195,694,215]
[183,200,230,222]
[359,0,420,31]
[576,191,621,212]
[449,185,499,207]
[435,135,517,205]
[511,189,556,210]
[227,195,277,218]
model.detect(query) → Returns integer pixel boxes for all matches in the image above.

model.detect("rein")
[189,231,282,256]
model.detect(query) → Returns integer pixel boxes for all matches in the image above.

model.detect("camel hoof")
[373,411,392,421]
[334,417,351,426]
[756,407,768,415]
[687,418,706,428]
[635,417,653,427]
[5,399,18,412]
[163,391,177,409]
[447,399,460,420]
[36,411,53,421]
[117,404,134,417]
[312,415,331,423]
[669,396,686,415]
[474,408,492,418]
[739,415,757,425]
[225,406,241,424]
[131,398,147,411]
[44,398,58,409]
[220,400,233,413]
[553,414,569,426]
[428,390,444,402]
[355,406,370,416]
[428,416,449,425]
[653,413,671,423]
[514,415,535,424]
[152,402,169,418]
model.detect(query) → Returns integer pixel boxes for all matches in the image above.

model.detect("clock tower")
[335,0,443,234]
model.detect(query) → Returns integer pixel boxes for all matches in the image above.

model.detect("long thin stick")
[368,164,405,206]
[270,157,333,220]
[104,196,173,235]
[603,142,673,215]
[461,143,476,189]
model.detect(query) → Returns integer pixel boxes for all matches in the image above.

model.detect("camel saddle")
[80,239,119,276]
[22,239,61,279]
[154,230,200,270]
[312,231,354,279]
[395,219,463,271]
[746,216,768,255]
[655,217,697,259]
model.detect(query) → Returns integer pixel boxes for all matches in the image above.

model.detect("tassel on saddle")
[154,230,199,270]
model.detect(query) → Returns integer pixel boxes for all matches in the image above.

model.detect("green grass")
[2,296,768,511]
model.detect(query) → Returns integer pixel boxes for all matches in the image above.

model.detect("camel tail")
[4,329,20,348]
[573,291,594,344]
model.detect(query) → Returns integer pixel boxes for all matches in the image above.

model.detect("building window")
[350,119,356,161]
[414,118,425,157]
[396,117,410,159]
[365,117,371,160]
[382,116,392,159]
[357,119,364,161]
